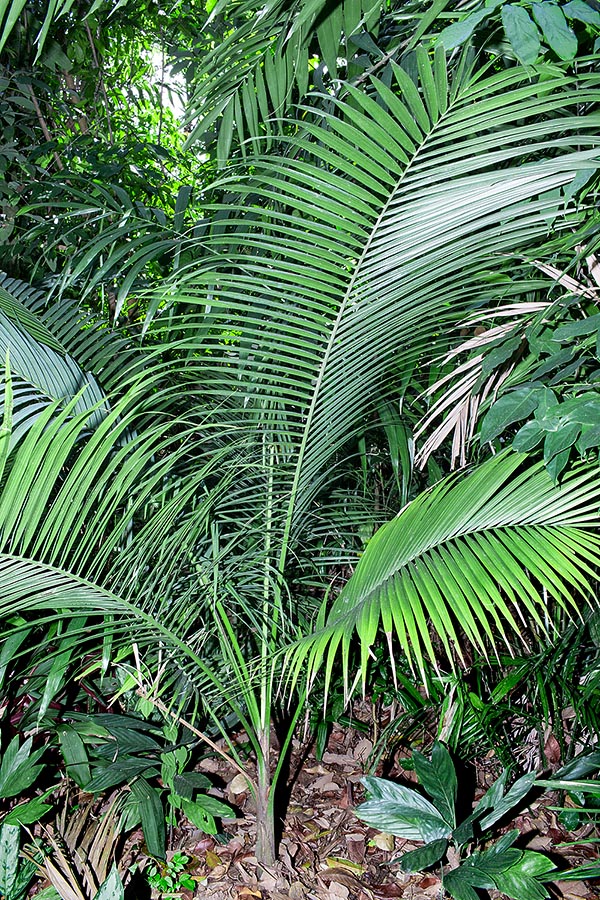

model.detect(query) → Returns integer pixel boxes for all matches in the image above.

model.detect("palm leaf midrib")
[277,59,465,570]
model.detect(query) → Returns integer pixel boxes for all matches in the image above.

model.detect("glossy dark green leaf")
[0,824,19,897]
[413,742,456,828]
[492,849,556,899]
[553,314,600,340]
[544,423,580,462]
[546,447,571,482]
[358,776,451,840]
[172,772,212,800]
[438,8,489,50]
[3,791,53,826]
[479,772,536,830]
[95,867,124,900]
[502,5,541,63]
[396,838,448,873]
[480,335,522,379]
[130,776,165,860]
[86,758,159,793]
[444,862,495,900]
[533,2,578,59]
[513,421,545,452]
[56,724,91,788]
[554,750,600,781]
[0,736,45,798]
[562,0,600,24]
[188,794,232,817]
[480,387,544,443]
[356,799,451,841]
[180,798,216,834]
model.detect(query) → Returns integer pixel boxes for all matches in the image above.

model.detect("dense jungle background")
[1,0,600,897]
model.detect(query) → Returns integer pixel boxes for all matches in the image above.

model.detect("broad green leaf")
[188,794,232,817]
[444,862,495,900]
[0,626,28,690]
[543,397,600,427]
[562,0,600,24]
[479,772,536,830]
[130,777,165,860]
[544,423,580,462]
[413,742,457,827]
[56,724,91,788]
[0,736,45,798]
[180,798,217,834]
[0,824,19,896]
[513,420,545,452]
[480,335,522,379]
[438,8,489,50]
[94,867,124,900]
[396,838,448,872]
[356,799,451,841]
[2,789,54,826]
[172,772,212,801]
[553,750,600,781]
[480,387,544,443]
[489,848,555,899]
[532,2,578,59]
[358,777,451,840]
[502,5,541,63]
[553,314,600,340]
[546,446,571,482]
[86,758,159,793]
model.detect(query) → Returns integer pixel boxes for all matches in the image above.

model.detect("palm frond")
[183,0,386,161]
[157,55,600,556]
[286,452,600,694]
[2,51,600,724]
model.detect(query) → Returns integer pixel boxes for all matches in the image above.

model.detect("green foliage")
[287,452,600,690]
[94,868,124,900]
[145,852,195,894]
[0,0,599,873]
[55,712,232,860]
[0,824,37,900]
[438,0,599,62]
[356,742,556,900]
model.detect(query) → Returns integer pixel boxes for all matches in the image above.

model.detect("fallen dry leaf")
[555,882,592,899]
[325,856,365,874]
[229,773,252,795]
[345,833,366,864]
[326,882,350,899]
[373,885,404,897]
[370,832,395,851]
[353,738,373,762]
[544,733,562,766]
[312,774,341,792]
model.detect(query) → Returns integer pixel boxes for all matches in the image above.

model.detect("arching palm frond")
[0,272,148,442]
[0,51,599,734]
[159,53,600,568]
[183,0,388,162]
[286,452,600,694]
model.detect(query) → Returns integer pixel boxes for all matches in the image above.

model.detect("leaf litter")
[111,718,600,900]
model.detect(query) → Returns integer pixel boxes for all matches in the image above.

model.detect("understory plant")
[356,741,557,900]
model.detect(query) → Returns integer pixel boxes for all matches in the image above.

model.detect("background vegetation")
[0,0,600,894]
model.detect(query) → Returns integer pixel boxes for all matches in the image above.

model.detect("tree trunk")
[254,728,276,866]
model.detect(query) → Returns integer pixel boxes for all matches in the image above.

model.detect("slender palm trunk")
[255,726,276,866]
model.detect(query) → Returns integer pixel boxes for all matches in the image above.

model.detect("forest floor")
[121,711,600,900]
